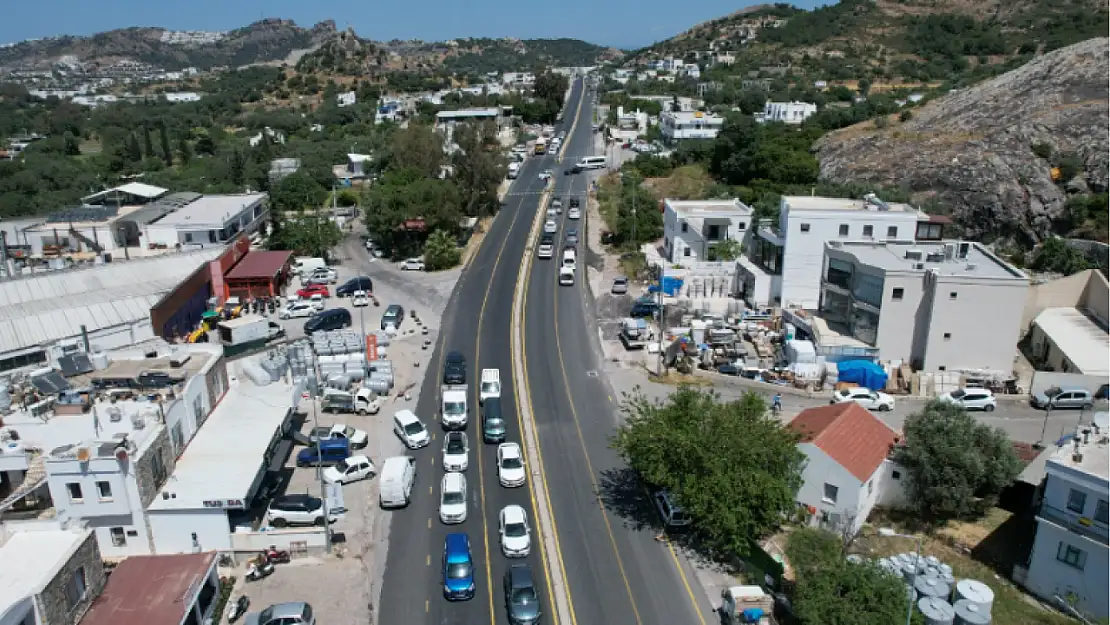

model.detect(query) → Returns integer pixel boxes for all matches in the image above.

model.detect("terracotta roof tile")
[81,552,217,625]
[788,403,901,482]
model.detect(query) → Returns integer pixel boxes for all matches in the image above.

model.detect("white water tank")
[918,597,955,625]
[954,579,994,613]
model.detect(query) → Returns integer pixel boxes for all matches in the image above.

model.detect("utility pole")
[311,397,332,554]
[656,263,665,376]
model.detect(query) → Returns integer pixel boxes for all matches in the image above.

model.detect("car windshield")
[486,418,504,431]
[344,426,357,437]
[950,389,966,399]
[336,459,353,471]
[615,278,627,285]
[404,422,425,435]
[482,382,500,394]
[502,456,523,470]
[447,562,472,580]
[447,438,466,454]
[511,587,539,611]
[505,522,527,537]
[445,401,465,415]
[443,490,465,505]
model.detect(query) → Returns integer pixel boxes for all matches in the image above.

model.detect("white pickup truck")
[441,384,468,429]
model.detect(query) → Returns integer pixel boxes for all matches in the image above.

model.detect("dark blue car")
[443,533,475,600]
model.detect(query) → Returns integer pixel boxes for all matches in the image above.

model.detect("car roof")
[499,442,521,457]
[442,471,465,490]
[274,494,315,506]
[446,350,465,362]
[344,454,371,463]
[394,409,419,424]
[503,504,526,523]
[262,602,310,619]
[508,564,534,587]
[445,532,470,557]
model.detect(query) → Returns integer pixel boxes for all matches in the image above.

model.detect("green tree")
[62,131,81,156]
[424,229,461,270]
[711,238,743,261]
[142,126,155,159]
[270,171,327,212]
[126,133,143,163]
[177,136,192,165]
[794,558,910,625]
[158,123,173,166]
[899,110,913,123]
[605,172,661,248]
[267,214,342,257]
[362,168,463,258]
[736,89,768,116]
[612,387,804,555]
[1029,237,1096,274]
[786,527,845,578]
[387,124,445,178]
[195,134,217,156]
[452,121,506,218]
[897,400,1023,522]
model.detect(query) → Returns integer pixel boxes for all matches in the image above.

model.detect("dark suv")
[503,564,541,625]
[336,276,374,297]
[443,351,466,384]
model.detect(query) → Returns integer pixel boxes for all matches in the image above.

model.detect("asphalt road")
[520,90,711,625]
[377,82,587,625]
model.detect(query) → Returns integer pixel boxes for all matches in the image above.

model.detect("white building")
[162,92,201,103]
[143,193,268,249]
[147,373,300,554]
[1023,430,1109,621]
[336,91,357,107]
[0,524,104,625]
[819,240,1029,372]
[248,127,285,147]
[659,110,724,143]
[663,199,753,264]
[759,101,817,124]
[1027,307,1110,376]
[737,194,933,310]
[788,403,906,535]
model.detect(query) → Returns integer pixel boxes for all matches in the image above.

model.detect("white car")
[323,455,376,485]
[399,258,425,271]
[351,290,370,307]
[551,198,562,212]
[499,504,532,557]
[310,423,369,448]
[568,207,581,220]
[497,442,526,488]
[280,301,316,319]
[393,409,430,449]
[830,387,896,412]
[308,294,326,310]
[537,242,554,259]
[479,368,501,404]
[442,431,469,472]
[938,388,997,412]
[539,170,553,181]
[265,494,336,528]
[439,472,468,524]
[543,220,557,234]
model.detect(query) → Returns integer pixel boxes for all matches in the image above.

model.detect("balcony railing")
[1038,503,1110,546]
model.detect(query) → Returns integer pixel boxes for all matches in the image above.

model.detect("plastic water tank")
[954,579,995,613]
[915,575,951,600]
[901,562,918,582]
[91,352,110,370]
[953,599,991,625]
[918,597,956,625]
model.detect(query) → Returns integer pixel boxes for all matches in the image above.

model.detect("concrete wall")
[34,531,106,625]
[135,428,175,509]
[1022,269,1110,332]
[148,509,231,554]
[920,274,1029,372]
[1025,520,1109,620]
[229,528,328,554]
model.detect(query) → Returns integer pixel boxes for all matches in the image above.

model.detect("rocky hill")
[0,19,338,71]
[814,38,1109,245]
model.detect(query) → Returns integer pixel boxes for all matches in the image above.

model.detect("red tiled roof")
[788,403,901,482]
[225,250,293,280]
[81,552,217,625]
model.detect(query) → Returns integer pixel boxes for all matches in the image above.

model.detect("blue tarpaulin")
[837,360,888,391]
[741,608,765,623]
[647,276,684,296]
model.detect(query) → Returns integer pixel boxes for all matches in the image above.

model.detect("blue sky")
[3,0,825,50]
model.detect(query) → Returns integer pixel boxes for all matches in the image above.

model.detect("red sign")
[367,334,378,361]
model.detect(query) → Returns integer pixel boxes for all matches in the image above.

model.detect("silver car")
[1031,387,1094,410]
[611,277,628,295]
[246,602,315,625]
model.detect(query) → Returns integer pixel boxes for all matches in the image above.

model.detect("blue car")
[443,533,475,600]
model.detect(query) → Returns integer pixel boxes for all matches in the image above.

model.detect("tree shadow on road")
[597,466,662,533]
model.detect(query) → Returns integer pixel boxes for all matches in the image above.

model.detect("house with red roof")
[787,402,908,534]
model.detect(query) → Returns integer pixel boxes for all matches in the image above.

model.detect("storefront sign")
[202,499,245,509]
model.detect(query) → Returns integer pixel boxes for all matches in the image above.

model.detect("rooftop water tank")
[954,579,994,613]
[953,599,991,625]
[915,575,951,600]
[91,352,110,370]
[918,597,956,625]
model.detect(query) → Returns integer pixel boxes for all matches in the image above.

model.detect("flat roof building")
[659,110,724,143]
[663,199,752,264]
[0,525,105,625]
[1028,307,1110,377]
[143,193,268,249]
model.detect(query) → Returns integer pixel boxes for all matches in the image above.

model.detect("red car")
[296,284,330,298]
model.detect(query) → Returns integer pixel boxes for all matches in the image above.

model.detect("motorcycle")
[268,298,277,314]
[227,595,250,623]
[244,554,274,582]
[264,545,290,564]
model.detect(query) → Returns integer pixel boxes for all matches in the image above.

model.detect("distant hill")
[441,38,622,76]
[0,19,338,71]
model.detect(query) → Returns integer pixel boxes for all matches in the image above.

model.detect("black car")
[540,233,555,245]
[569,198,580,209]
[305,308,352,334]
[564,165,582,175]
[503,565,541,625]
[630,301,660,318]
[443,350,467,384]
[336,276,374,297]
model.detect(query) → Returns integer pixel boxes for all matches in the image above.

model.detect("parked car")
[336,276,374,297]
[499,504,532,557]
[443,350,467,384]
[442,533,476,601]
[304,308,351,333]
[497,442,526,488]
[503,565,542,625]
[611,277,629,295]
[280,301,316,319]
[1030,387,1094,410]
[439,472,468,524]
[296,284,330,299]
[442,431,470,472]
[629,300,660,318]
[244,602,316,625]
[399,257,426,271]
[831,387,896,411]
[323,455,376,484]
[352,290,370,307]
[381,304,405,330]
[296,439,350,467]
[653,489,692,527]
[265,495,335,527]
[938,388,998,411]
[309,423,369,448]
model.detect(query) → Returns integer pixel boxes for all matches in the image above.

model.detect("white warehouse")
[143,193,268,249]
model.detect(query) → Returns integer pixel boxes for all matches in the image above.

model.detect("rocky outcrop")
[814,38,1109,244]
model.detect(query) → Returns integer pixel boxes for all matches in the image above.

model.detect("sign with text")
[202,499,246,510]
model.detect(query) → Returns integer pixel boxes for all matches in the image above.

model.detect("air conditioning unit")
[904,249,923,261]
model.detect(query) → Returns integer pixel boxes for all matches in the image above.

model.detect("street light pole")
[311,396,333,554]
[656,263,665,376]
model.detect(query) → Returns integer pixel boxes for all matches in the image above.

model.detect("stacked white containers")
[915,576,951,600]
[918,597,956,625]
[953,579,994,625]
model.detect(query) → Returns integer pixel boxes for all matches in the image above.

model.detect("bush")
[899,110,913,123]
[1031,142,1053,160]
[423,229,461,271]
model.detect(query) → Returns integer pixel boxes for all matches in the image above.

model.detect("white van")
[480,369,501,404]
[559,266,575,286]
[293,256,326,276]
[507,162,520,179]
[575,156,607,170]
[379,456,416,509]
[561,248,576,269]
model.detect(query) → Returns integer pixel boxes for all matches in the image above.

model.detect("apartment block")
[659,110,724,143]
[663,199,753,264]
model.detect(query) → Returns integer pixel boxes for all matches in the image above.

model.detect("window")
[737,222,746,230]
[110,527,126,547]
[150,453,168,489]
[867,480,874,495]
[683,248,691,257]
[938,366,946,371]
[184,232,193,244]
[64,567,87,610]
[892,470,902,480]
[822,483,839,504]
[887,226,898,238]
[826,258,854,289]
[943,333,952,341]
[1056,542,1087,570]
[707,224,721,240]
[96,481,112,500]
[949,291,958,300]
[838,224,849,236]
[800,223,811,232]
[1067,489,1087,513]
[681,222,688,233]
[1095,500,1109,524]
[892,287,904,300]
[66,483,83,502]
[863,225,874,237]
[916,222,943,240]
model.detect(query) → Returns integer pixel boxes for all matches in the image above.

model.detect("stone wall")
[135,427,176,508]
[34,532,106,625]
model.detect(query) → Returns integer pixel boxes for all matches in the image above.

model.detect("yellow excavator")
[186,310,222,343]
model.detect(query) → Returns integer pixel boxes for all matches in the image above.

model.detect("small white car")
[499,504,532,557]
[938,388,997,412]
[537,242,554,259]
[308,294,326,310]
[351,290,370,307]
[280,301,316,319]
[479,368,501,404]
[399,258,425,271]
[442,431,469,472]
[497,442,526,488]
[393,409,430,449]
[323,455,376,485]
[310,423,369,448]
[568,207,581,220]
[439,472,468,524]
[539,170,553,181]
[830,387,896,411]
[543,220,557,234]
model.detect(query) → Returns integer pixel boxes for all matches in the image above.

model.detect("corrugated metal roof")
[0,248,224,354]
